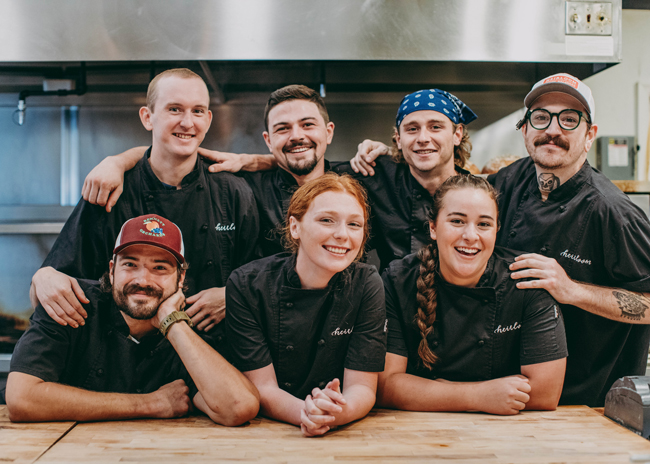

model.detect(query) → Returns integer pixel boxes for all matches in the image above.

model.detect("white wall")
[471,10,650,176]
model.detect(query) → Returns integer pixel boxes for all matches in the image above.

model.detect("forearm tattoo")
[613,290,649,321]
[538,173,560,194]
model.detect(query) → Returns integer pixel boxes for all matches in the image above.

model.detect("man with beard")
[5,215,259,424]
[489,73,650,407]
[29,68,259,336]
[83,87,477,269]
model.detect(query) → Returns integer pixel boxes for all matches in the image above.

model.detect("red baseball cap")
[114,215,185,264]
[524,73,595,123]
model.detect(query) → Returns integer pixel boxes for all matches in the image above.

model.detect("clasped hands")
[300,378,346,437]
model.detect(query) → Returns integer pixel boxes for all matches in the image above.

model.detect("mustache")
[284,141,315,151]
[533,134,570,150]
[121,283,163,299]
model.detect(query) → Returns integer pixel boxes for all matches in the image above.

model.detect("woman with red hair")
[225,173,386,436]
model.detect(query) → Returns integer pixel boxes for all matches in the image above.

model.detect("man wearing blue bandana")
[78,87,477,271]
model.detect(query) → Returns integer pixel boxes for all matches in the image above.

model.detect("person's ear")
[289,216,300,240]
[139,107,153,131]
[429,221,437,241]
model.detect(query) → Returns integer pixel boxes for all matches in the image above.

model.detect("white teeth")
[456,247,479,254]
[288,147,310,153]
[325,246,347,255]
[175,134,193,139]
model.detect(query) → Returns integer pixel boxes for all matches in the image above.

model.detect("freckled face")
[431,188,498,287]
[290,191,365,283]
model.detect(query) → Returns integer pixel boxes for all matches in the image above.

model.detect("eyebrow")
[447,212,495,220]
[272,116,318,129]
[166,102,208,109]
[317,210,364,219]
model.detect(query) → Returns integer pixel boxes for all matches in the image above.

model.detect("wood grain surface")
[4,405,650,463]
[0,406,75,464]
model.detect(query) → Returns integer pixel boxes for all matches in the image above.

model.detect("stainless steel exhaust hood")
[0,0,622,62]
[0,0,623,130]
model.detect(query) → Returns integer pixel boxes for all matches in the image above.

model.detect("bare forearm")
[256,385,305,426]
[564,282,650,324]
[377,373,476,411]
[330,384,376,427]
[239,154,277,172]
[521,359,565,411]
[7,376,159,422]
[114,147,147,170]
[165,322,259,425]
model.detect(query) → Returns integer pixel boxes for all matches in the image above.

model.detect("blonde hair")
[391,123,472,169]
[146,68,206,112]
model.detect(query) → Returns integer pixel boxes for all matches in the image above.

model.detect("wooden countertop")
[3,405,650,463]
[612,180,650,193]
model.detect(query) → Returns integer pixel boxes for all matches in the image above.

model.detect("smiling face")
[395,110,463,177]
[430,187,498,287]
[263,99,334,179]
[522,92,597,175]
[139,75,212,160]
[109,244,183,320]
[290,190,365,288]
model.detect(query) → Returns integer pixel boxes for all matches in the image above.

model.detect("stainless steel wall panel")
[0,107,61,205]
[0,0,622,63]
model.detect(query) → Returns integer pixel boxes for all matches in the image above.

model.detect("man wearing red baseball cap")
[6,215,259,424]
[29,68,260,345]
[490,73,650,407]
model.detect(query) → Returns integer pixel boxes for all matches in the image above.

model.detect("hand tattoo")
[538,173,560,194]
[613,290,648,321]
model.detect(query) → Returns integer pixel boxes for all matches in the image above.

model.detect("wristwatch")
[159,311,194,337]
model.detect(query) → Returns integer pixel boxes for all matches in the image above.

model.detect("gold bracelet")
[159,311,193,337]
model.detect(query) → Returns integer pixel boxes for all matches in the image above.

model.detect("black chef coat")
[10,279,202,399]
[42,150,260,351]
[489,158,650,406]
[225,253,387,400]
[240,161,333,257]
[383,247,568,381]
[336,156,469,271]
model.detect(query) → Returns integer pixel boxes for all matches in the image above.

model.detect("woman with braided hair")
[377,174,567,415]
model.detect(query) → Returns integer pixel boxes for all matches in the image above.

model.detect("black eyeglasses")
[516,108,590,131]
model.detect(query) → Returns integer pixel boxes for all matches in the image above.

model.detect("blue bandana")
[395,89,477,128]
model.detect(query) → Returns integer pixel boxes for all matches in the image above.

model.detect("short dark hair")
[264,85,329,132]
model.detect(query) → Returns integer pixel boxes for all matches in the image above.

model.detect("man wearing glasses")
[490,73,650,407]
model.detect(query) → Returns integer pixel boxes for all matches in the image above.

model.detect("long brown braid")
[415,174,499,370]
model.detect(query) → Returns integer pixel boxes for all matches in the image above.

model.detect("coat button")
[412,226,418,233]
[206,260,213,267]
[286,345,294,351]
[432,341,438,348]
[286,302,294,308]
[284,382,292,388]
[483,299,489,304]
[560,206,567,212]
[147,195,154,201]
[197,184,204,191]
[201,224,209,231]
[319,381,327,389]
[217,335,223,343]
[136,388,142,393]
[522,192,529,200]
[540,247,547,253]
[478,339,485,347]
[96,368,104,377]
[318,339,326,346]
[416,194,422,200]
[509,231,516,237]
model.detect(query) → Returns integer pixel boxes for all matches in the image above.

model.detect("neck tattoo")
[538,173,560,194]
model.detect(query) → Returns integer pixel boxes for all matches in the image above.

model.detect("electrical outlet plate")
[566,2,612,36]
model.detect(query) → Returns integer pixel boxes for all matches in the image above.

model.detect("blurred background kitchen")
[1,0,649,389]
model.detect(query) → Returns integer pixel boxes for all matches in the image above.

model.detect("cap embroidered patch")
[141,218,165,237]
[543,75,579,89]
